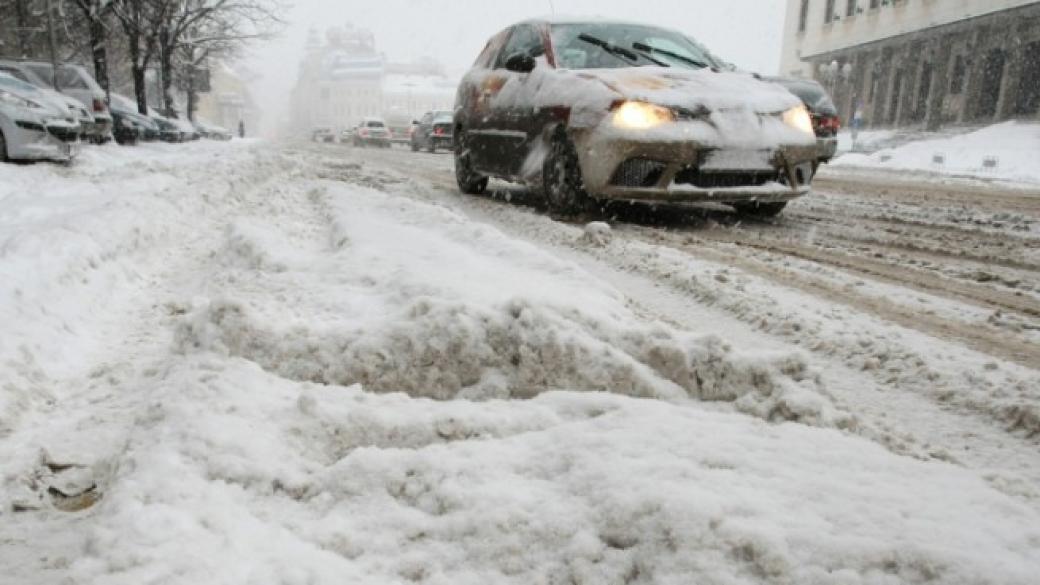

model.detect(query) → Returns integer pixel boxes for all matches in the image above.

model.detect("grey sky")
[247,0,786,133]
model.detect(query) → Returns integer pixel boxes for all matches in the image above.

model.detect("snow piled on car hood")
[586,67,802,114]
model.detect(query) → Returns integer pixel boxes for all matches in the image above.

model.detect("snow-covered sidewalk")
[829,121,1040,186]
[2,142,1039,584]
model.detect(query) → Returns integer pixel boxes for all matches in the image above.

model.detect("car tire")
[454,130,488,195]
[0,129,8,162]
[543,131,591,216]
[732,201,787,217]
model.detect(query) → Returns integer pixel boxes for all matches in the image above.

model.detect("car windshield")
[551,23,720,70]
[0,72,43,95]
[433,114,453,124]
[787,83,838,115]
[366,121,385,128]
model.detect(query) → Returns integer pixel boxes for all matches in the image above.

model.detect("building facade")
[290,26,456,135]
[780,0,1040,128]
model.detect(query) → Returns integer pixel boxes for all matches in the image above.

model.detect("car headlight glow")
[782,105,814,135]
[0,89,44,110]
[612,101,675,130]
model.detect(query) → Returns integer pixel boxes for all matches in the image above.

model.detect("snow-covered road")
[2,141,1039,584]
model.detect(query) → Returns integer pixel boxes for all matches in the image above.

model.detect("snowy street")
[2,140,1040,584]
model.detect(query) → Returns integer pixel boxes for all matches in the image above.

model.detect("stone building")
[779,0,1040,129]
[290,26,456,135]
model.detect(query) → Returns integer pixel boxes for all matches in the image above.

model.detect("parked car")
[0,63,95,141]
[194,120,233,141]
[454,19,818,216]
[312,127,335,142]
[411,110,454,152]
[340,126,355,143]
[353,117,392,148]
[0,72,80,162]
[766,76,840,166]
[109,93,164,143]
[0,60,113,143]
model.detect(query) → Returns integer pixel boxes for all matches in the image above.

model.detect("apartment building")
[779,0,1040,128]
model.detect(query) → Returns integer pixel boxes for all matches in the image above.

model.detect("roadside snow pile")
[71,358,1040,585]
[175,182,848,427]
[831,122,1040,184]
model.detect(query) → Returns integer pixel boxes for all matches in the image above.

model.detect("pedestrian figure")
[238,120,245,138]
[851,102,863,150]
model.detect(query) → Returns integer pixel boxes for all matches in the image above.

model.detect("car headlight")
[0,89,45,110]
[782,105,814,135]
[612,101,675,130]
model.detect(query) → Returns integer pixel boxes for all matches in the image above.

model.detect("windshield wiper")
[578,33,660,66]
[632,42,711,70]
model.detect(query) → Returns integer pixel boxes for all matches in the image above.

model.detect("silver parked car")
[0,59,113,143]
[0,72,80,162]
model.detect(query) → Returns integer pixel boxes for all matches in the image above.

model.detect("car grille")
[674,167,780,189]
[47,126,79,143]
[611,158,666,188]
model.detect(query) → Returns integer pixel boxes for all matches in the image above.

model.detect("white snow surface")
[832,122,1040,185]
[2,142,1040,584]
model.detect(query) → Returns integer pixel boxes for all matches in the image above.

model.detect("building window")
[949,55,966,95]
[825,0,836,23]
[799,0,810,32]
[846,0,857,17]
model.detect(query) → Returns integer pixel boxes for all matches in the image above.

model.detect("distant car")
[0,72,80,162]
[766,77,840,166]
[340,126,355,143]
[312,127,335,143]
[353,117,391,148]
[411,110,454,152]
[455,19,818,217]
[194,120,232,141]
[0,60,113,143]
[109,93,165,143]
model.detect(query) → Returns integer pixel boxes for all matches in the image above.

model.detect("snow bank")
[831,122,1040,184]
[70,358,1040,585]
[175,182,848,427]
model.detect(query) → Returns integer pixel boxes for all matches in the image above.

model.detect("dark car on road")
[454,18,818,216]
[766,76,840,166]
[411,110,454,152]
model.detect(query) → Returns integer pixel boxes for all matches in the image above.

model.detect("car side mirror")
[505,52,536,73]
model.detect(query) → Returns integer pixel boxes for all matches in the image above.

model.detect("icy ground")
[832,121,1040,185]
[2,141,1040,584]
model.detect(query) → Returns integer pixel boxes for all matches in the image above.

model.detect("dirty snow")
[2,141,1040,584]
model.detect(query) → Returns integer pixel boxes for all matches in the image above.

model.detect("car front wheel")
[543,132,591,216]
[454,131,488,195]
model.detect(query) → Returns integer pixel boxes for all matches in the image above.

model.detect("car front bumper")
[7,120,80,162]
[573,129,818,204]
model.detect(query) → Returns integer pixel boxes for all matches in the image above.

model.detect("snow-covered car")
[353,117,391,148]
[0,64,95,140]
[312,127,335,143]
[194,120,232,141]
[0,60,113,144]
[454,19,819,216]
[0,73,80,162]
[108,96,160,144]
[411,110,454,152]
[766,76,840,166]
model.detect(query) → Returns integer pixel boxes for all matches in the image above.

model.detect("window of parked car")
[0,66,32,83]
[494,25,546,69]
[474,29,511,68]
[366,121,385,128]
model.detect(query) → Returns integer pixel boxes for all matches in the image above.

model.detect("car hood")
[578,67,803,115]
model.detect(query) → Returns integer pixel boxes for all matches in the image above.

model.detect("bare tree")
[110,0,174,114]
[66,0,113,98]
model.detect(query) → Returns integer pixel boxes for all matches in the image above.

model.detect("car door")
[479,24,544,177]
[461,28,511,175]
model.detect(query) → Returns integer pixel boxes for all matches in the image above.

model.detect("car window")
[366,121,385,128]
[0,66,32,83]
[551,23,719,70]
[495,25,545,69]
[474,29,510,68]
[421,113,433,124]
[56,66,90,90]
[0,73,43,94]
